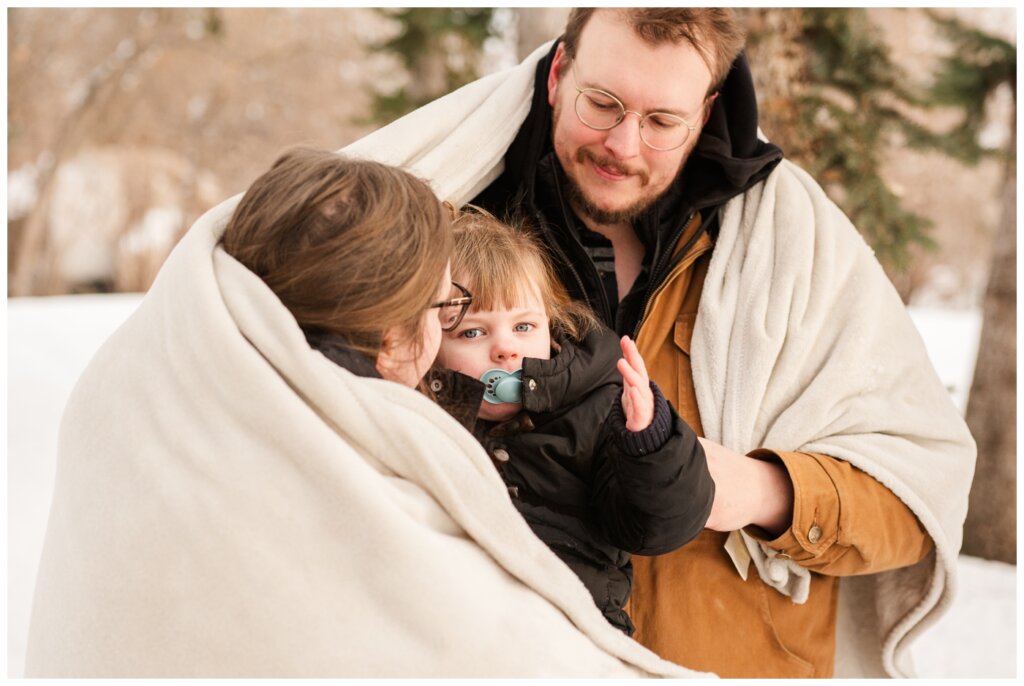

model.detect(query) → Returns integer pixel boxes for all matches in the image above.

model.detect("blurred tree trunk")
[962,123,1016,564]
[515,8,569,62]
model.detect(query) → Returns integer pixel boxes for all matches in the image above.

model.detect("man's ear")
[703,92,720,126]
[547,43,567,108]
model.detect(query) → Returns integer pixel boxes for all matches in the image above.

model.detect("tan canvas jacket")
[629,214,934,678]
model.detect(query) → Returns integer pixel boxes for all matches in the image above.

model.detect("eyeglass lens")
[575,89,691,151]
[439,303,463,330]
[437,283,472,331]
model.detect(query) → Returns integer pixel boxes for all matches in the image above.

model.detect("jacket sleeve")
[589,382,715,556]
[744,450,934,575]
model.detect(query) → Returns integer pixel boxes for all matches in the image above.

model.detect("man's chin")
[576,191,653,226]
[564,164,653,225]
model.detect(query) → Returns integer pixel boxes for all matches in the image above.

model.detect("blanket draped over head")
[339,43,975,677]
[24,139,699,677]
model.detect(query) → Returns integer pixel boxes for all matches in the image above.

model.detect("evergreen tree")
[746,8,940,273]
[367,8,495,124]
[909,11,1015,165]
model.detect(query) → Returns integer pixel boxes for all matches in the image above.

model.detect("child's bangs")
[468,262,546,313]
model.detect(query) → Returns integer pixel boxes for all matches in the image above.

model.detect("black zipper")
[550,174,614,325]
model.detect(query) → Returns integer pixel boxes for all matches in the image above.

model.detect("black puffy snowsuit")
[432,326,713,634]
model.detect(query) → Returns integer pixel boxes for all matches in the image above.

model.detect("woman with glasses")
[220,148,466,391]
[25,147,690,677]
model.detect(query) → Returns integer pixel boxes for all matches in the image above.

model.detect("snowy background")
[7,294,1016,678]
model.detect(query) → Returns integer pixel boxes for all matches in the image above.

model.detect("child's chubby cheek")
[478,400,522,422]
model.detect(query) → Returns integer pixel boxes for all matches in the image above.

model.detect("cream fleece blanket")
[24,187,701,677]
[339,42,976,678]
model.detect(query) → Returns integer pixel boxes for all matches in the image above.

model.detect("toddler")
[432,207,713,635]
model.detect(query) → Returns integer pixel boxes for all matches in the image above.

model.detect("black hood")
[682,48,784,211]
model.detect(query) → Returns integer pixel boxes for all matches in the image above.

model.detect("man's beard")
[564,147,658,226]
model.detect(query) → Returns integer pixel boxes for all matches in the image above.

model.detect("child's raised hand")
[617,335,654,432]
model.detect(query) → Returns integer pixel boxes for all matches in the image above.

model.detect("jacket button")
[493,448,510,463]
[527,378,537,392]
[429,379,443,392]
[807,524,823,544]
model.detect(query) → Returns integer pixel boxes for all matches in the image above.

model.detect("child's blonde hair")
[449,205,598,341]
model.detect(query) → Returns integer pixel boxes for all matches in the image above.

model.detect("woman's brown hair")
[448,205,597,342]
[220,147,452,362]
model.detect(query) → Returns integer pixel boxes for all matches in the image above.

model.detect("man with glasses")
[344,6,973,679]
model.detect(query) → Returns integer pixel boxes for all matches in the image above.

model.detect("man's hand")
[617,336,654,432]
[700,437,795,536]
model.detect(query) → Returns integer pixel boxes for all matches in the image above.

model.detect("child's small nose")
[493,345,519,362]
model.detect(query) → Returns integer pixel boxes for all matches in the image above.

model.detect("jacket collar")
[521,328,621,414]
[426,367,485,433]
[304,329,382,379]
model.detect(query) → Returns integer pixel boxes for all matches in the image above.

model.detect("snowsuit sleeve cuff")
[609,381,673,456]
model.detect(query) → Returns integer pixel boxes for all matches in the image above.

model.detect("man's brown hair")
[221,147,452,363]
[561,8,746,95]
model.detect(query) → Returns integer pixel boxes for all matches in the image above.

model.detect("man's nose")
[603,112,642,160]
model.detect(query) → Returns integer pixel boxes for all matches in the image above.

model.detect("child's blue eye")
[460,328,482,339]
[513,323,534,333]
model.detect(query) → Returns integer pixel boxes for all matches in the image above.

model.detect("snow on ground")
[6,295,1015,677]
[910,554,1017,678]
[7,293,145,678]
[906,305,983,414]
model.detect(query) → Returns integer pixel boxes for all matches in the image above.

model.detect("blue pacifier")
[479,368,523,404]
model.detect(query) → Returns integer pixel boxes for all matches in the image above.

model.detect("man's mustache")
[576,148,650,186]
